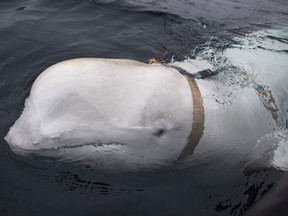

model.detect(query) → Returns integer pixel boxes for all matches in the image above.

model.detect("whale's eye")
[153,128,165,137]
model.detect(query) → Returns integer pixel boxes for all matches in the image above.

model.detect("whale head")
[4,58,194,171]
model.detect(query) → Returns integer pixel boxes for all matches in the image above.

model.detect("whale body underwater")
[4,56,288,172]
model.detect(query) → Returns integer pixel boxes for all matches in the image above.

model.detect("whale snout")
[5,125,37,156]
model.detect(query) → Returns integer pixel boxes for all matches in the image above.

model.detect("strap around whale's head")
[177,74,205,160]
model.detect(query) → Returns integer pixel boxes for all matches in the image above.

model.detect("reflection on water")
[0,0,288,215]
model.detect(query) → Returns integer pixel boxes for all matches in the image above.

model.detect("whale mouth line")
[59,142,125,150]
[11,142,125,153]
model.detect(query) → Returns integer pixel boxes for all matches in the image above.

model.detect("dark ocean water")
[0,0,288,216]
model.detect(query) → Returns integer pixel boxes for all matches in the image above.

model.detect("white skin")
[5,57,287,172]
[5,58,193,171]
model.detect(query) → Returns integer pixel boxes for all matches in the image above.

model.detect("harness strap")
[254,83,280,124]
[169,65,218,79]
[177,74,205,160]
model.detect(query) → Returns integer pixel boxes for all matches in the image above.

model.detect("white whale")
[5,58,195,170]
[4,55,288,171]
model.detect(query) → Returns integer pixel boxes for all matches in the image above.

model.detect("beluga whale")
[4,51,288,172]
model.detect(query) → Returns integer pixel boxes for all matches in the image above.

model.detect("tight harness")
[167,64,284,160]
[168,65,218,160]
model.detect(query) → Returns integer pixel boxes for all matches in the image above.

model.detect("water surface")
[0,0,288,215]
